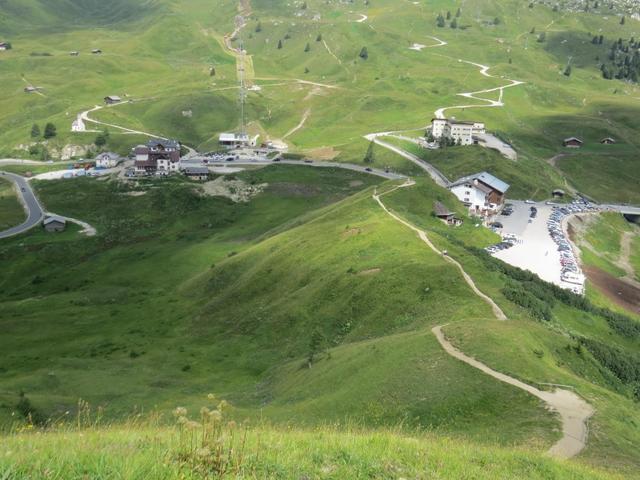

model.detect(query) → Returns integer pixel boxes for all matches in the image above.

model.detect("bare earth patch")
[342,227,362,238]
[121,191,147,197]
[357,268,381,276]
[201,177,267,203]
[583,265,640,315]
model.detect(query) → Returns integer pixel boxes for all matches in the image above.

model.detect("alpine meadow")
[1,0,640,478]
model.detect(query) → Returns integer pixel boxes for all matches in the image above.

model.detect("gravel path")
[432,325,594,459]
[373,181,505,319]
[434,60,524,119]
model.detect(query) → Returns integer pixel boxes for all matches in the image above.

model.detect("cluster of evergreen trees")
[436,8,461,28]
[599,36,640,83]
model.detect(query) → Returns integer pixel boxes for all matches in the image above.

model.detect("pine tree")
[456,7,461,17]
[304,42,310,52]
[564,65,572,77]
[43,122,57,139]
[450,18,457,29]
[277,39,283,49]
[255,22,262,33]
[364,140,375,164]
[436,14,445,28]
[316,33,322,42]
[620,16,625,25]
[359,46,368,60]
[446,10,451,20]
[30,124,40,138]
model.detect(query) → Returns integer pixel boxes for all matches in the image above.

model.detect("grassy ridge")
[0,166,561,452]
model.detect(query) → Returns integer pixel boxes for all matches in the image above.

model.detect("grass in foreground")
[0,419,623,480]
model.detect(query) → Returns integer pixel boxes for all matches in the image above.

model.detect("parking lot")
[487,200,595,294]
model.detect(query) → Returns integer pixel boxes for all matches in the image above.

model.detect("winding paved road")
[0,171,45,239]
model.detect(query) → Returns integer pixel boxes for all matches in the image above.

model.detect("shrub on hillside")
[501,283,553,321]
[469,247,640,339]
[579,337,640,385]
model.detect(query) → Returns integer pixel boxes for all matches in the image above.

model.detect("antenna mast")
[239,41,246,137]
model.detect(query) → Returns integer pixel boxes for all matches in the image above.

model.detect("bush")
[501,283,553,321]
[16,393,47,425]
[580,338,640,385]
[469,246,640,338]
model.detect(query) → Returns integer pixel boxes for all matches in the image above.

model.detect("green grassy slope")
[0,167,559,451]
[0,177,25,230]
[1,164,639,473]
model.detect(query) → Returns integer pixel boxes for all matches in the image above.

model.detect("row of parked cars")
[204,152,239,162]
[485,233,520,254]
[548,200,597,291]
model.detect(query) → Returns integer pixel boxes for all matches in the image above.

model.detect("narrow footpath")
[374,180,594,459]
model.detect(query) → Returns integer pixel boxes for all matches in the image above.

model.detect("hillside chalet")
[449,172,510,216]
[430,118,485,145]
[219,133,259,149]
[600,137,616,144]
[104,95,122,105]
[134,139,181,175]
[433,201,462,226]
[563,137,583,148]
[43,216,66,233]
[0,42,10,51]
[183,166,210,181]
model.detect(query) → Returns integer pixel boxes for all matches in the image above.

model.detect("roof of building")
[184,167,209,175]
[450,171,510,194]
[134,145,149,154]
[601,137,616,142]
[433,201,454,217]
[431,117,482,125]
[43,215,66,226]
[563,137,583,143]
[104,95,122,101]
[219,132,249,142]
[97,152,120,160]
[146,139,179,150]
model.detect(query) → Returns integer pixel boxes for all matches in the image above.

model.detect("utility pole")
[239,41,246,137]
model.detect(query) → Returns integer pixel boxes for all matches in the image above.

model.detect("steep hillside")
[0,0,164,33]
